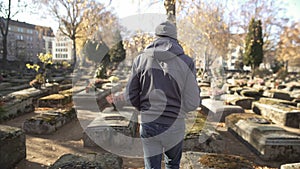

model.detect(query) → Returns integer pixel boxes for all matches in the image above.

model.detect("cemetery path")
[2,111,279,169]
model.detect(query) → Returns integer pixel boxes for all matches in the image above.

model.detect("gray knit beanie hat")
[155,21,177,40]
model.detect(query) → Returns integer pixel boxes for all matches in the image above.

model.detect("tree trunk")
[2,36,8,66]
[72,38,77,67]
[164,0,176,23]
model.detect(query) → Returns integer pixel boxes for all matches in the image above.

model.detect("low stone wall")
[226,113,300,162]
[0,125,26,169]
[49,153,123,169]
[23,108,76,134]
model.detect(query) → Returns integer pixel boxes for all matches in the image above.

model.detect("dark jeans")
[140,120,185,169]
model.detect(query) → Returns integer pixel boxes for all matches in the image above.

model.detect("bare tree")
[36,0,111,66]
[277,22,300,71]
[178,0,230,71]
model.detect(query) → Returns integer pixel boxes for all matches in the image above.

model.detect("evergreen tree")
[243,18,264,70]
[109,30,126,63]
[83,40,110,78]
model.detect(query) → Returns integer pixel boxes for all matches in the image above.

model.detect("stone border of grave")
[0,125,26,169]
[49,153,123,169]
[225,113,300,162]
[23,108,76,134]
[0,83,61,122]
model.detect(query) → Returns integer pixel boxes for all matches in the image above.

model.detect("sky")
[13,0,300,34]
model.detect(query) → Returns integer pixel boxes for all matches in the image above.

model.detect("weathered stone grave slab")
[49,153,122,169]
[291,91,300,100]
[240,89,262,100]
[23,108,76,134]
[58,83,73,91]
[280,162,300,169]
[199,87,211,100]
[201,99,244,122]
[0,97,34,121]
[48,76,66,83]
[6,84,30,92]
[0,82,12,90]
[73,88,111,112]
[220,94,254,109]
[226,113,300,162]
[181,151,254,169]
[258,97,298,107]
[198,82,210,88]
[38,93,72,108]
[253,102,300,128]
[263,89,293,101]
[83,106,139,148]
[59,86,86,95]
[0,125,26,169]
[229,87,244,95]
[9,83,59,101]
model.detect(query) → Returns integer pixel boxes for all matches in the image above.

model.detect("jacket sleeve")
[125,59,141,110]
[182,60,201,112]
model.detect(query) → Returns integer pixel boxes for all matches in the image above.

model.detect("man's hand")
[106,94,114,104]
[106,93,125,104]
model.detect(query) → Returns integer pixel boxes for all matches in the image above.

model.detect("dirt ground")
[2,111,281,169]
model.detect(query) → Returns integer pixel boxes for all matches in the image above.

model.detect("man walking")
[109,21,200,168]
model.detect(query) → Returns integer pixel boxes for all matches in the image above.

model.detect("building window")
[18,27,24,33]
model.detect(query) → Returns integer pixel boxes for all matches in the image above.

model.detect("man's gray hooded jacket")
[126,21,200,125]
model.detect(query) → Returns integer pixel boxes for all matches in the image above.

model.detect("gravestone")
[221,94,254,109]
[258,97,298,107]
[263,89,293,101]
[253,102,300,128]
[83,106,139,146]
[226,113,300,162]
[82,106,141,157]
[201,99,244,122]
[240,89,262,100]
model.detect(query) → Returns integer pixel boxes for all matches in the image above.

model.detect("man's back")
[127,36,200,125]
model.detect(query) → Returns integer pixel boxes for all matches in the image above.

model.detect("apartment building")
[0,18,54,62]
[51,30,73,61]
[226,33,252,71]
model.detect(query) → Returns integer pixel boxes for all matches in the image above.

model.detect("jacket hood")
[145,37,184,61]
[155,21,177,40]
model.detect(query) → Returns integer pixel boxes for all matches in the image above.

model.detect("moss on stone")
[40,94,65,100]
[185,111,207,137]
[199,154,254,169]
[14,94,30,100]
[226,113,263,125]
